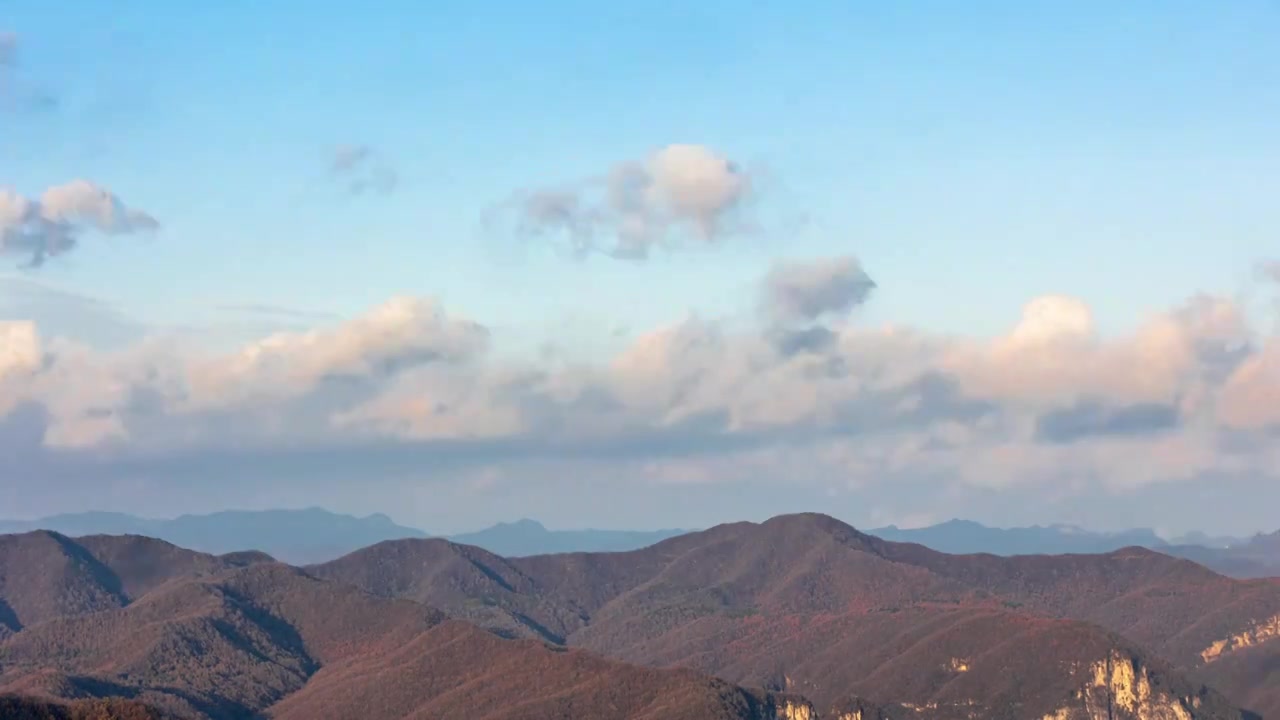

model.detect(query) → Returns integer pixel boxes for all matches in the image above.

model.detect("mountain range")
[3,509,1274,579]
[0,510,429,566]
[0,510,687,565]
[1,513,1277,718]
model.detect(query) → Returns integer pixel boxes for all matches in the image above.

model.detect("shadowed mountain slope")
[0,531,269,633]
[0,695,161,720]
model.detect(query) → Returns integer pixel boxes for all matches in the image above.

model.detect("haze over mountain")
[0,509,428,565]
[7,508,1275,582]
[869,520,1278,580]
[445,518,690,557]
[0,509,694,564]
[1162,531,1280,581]
[868,519,1173,556]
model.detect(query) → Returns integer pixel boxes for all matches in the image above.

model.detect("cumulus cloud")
[939,293,1252,413]
[1216,339,1280,430]
[508,144,752,259]
[2,263,1279,527]
[184,296,488,410]
[330,144,398,195]
[0,321,41,383]
[763,256,877,324]
[0,181,158,266]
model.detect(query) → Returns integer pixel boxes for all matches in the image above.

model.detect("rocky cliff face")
[767,698,819,720]
[760,697,880,720]
[1040,651,1244,720]
[1200,613,1280,664]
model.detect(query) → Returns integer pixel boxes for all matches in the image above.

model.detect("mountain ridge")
[0,536,830,720]
[316,512,1276,718]
[2,512,1275,718]
[7,508,1275,577]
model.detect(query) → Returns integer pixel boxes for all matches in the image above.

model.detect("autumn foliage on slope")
[0,695,160,720]
[0,535,822,720]
[315,512,1277,718]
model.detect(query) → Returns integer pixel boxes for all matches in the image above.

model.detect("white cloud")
[0,181,158,266]
[0,320,40,378]
[1217,339,1280,430]
[940,294,1251,410]
[184,296,489,410]
[0,321,42,415]
[509,144,752,259]
[2,261,1278,519]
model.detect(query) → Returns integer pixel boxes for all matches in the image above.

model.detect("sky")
[1,1,1279,535]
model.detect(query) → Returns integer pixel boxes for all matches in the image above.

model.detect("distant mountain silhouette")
[6,508,1273,585]
[1164,530,1280,580]
[0,508,427,564]
[868,519,1278,581]
[1167,531,1244,549]
[867,518,1171,555]
[448,518,690,556]
[0,510,691,563]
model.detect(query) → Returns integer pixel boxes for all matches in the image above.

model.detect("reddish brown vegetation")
[317,512,1278,718]
[271,620,806,720]
[0,536,818,719]
[0,695,160,720]
[2,516,1276,718]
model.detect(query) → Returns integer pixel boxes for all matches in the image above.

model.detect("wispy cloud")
[0,31,58,114]
[0,276,146,349]
[329,144,398,196]
[214,303,343,322]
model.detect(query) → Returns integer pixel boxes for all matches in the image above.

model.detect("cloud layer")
[2,258,1277,529]
[0,181,158,266]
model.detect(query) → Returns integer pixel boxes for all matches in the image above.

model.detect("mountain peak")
[757,512,878,548]
[503,518,546,531]
[761,511,857,530]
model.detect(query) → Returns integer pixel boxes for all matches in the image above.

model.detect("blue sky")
[4,0,1276,343]
[2,1,1279,532]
